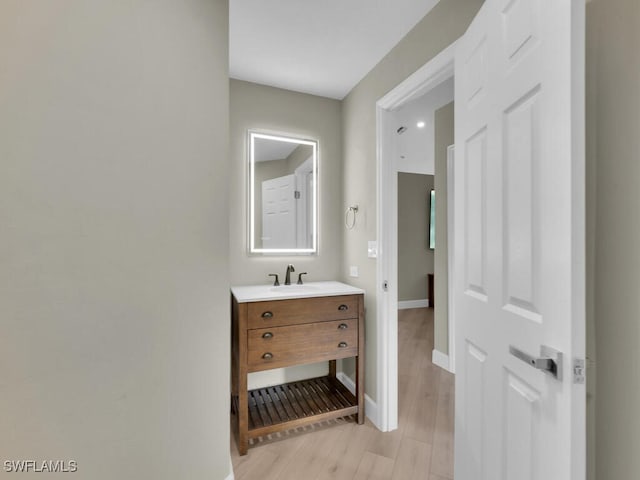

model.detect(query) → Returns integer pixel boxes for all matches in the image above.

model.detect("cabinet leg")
[356,354,365,425]
[329,359,336,379]
[238,433,248,456]
[238,388,249,455]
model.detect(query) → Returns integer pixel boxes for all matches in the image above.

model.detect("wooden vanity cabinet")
[231,293,365,455]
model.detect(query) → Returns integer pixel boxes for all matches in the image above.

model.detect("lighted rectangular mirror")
[249,131,318,254]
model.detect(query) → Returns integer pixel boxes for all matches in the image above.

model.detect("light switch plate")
[368,241,378,258]
[349,266,359,278]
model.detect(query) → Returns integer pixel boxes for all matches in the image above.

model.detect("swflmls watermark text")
[4,460,77,473]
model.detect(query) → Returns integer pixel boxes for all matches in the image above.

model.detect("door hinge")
[573,358,586,384]
[294,190,301,199]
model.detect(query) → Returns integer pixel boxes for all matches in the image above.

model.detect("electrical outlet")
[349,266,359,278]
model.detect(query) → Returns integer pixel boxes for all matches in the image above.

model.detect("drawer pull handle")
[338,342,348,348]
[262,332,273,339]
[261,311,274,319]
[262,352,273,360]
[338,323,348,330]
[338,304,349,311]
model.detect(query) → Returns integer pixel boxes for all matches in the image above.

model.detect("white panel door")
[262,174,296,249]
[453,1,585,479]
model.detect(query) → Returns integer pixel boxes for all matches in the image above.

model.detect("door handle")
[509,345,563,381]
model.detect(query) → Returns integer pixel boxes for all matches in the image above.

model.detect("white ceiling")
[230,0,441,100]
[254,137,298,162]
[394,77,454,175]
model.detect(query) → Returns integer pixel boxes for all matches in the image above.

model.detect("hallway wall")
[0,1,232,478]
[397,173,434,302]
[588,0,640,478]
[433,102,454,356]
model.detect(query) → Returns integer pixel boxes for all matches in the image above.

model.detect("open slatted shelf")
[233,376,358,439]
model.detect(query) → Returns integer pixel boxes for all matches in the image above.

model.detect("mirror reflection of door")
[261,155,313,249]
[261,174,296,249]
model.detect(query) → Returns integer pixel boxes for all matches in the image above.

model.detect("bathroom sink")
[269,285,319,293]
[231,281,365,303]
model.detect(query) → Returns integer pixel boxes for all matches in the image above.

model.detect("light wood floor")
[230,307,454,480]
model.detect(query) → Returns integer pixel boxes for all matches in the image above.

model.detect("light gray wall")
[434,102,454,355]
[589,0,640,479]
[230,79,342,283]
[0,1,232,479]
[397,173,434,302]
[230,79,343,388]
[286,144,314,172]
[341,0,483,399]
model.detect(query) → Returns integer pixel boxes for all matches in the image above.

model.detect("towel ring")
[345,205,359,230]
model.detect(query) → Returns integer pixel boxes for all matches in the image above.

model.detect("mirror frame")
[248,130,318,255]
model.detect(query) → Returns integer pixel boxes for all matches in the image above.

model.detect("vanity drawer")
[247,295,358,330]
[247,319,358,371]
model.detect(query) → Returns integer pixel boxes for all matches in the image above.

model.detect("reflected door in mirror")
[262,174,296,249]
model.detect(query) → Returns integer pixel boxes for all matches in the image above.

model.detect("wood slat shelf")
[231,376,358,440]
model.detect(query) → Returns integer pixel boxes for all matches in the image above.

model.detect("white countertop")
[231,281,365,303]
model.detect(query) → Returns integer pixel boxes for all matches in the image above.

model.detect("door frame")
[446,144,456,373]
[375,40,458,431]
[295,155,314,248]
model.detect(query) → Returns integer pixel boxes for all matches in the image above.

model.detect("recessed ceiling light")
[417,121,426,128]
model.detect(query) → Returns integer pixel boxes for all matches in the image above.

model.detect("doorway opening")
[375,41,458,432]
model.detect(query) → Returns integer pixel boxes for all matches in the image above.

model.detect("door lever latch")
[509,345,563,381]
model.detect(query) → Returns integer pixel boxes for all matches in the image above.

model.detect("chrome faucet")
[284,264,295,285]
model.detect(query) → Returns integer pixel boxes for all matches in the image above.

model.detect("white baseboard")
[398,299,429,310]
[226,457,235,480]
[432,349,451,372]
[336,372,381,430]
